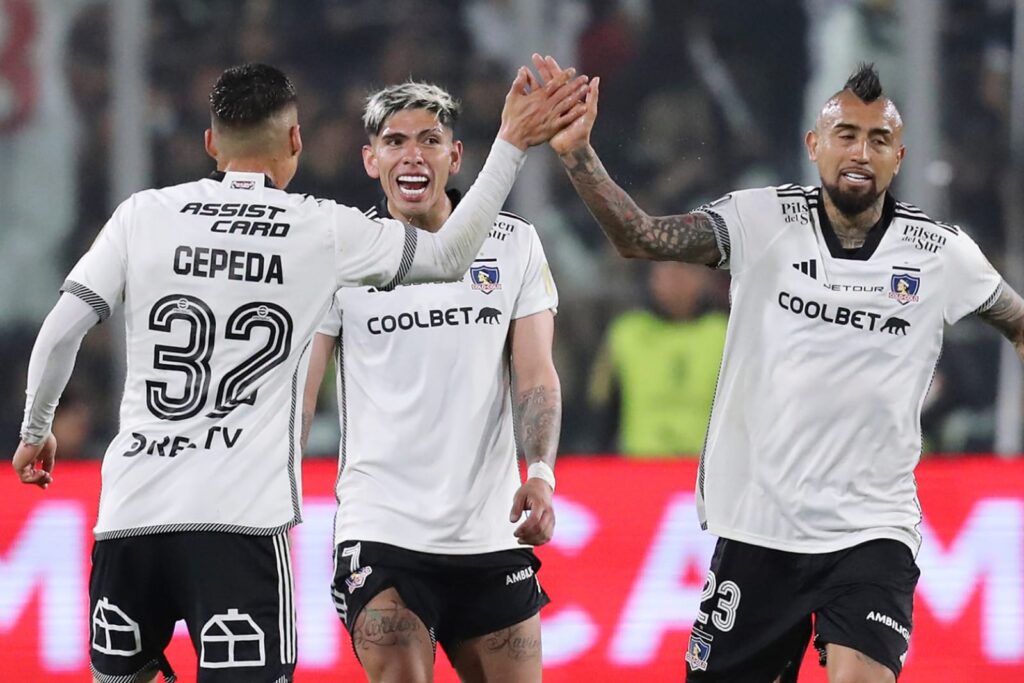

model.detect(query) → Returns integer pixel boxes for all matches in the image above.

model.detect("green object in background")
[608,310,727,458]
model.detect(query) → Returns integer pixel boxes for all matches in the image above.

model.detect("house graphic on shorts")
[200,608,266,668]
[92,597,142,656]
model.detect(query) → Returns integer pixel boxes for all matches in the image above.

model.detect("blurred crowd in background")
[0,0,1016,458]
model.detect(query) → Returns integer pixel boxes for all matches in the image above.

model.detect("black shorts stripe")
[273,533,296,665]
[61,279,112,321]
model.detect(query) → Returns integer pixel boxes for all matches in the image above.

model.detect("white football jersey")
[64,172,418,539]
[319,199,558,554]
[696,185,1001,556]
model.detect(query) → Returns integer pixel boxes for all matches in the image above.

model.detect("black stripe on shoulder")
[380,224,418,291]
[894,211,959,235]
[60,280,111,321]
[776,184,815,197]
[498,209,533,226]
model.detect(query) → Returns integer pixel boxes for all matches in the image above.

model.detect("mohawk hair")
[363,81,460,136]
[843,63,884,103]
[209,63,297,128]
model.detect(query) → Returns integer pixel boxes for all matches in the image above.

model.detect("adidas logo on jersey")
[792,259,817,279]
[506,566,534,586]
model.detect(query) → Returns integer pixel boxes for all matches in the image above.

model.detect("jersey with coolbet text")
[320,204,557,554]
[63,172,417,539]
[696,185,1001,556]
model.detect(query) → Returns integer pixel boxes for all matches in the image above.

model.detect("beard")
[821,178,882,217]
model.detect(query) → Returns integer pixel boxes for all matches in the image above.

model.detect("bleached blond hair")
[362,81,460,136]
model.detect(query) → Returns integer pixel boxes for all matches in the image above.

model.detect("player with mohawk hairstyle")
[305,79,561,683]
[11,60,588,683]
[539,54,1024,683]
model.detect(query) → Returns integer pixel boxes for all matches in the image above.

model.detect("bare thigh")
[826,643,895,683]
[351,587,436,683]
[446,613,542,683]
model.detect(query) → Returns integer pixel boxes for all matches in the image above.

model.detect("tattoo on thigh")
[352,599,422,650]
[484,625,540,662]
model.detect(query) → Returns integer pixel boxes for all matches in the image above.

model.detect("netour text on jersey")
[173,246,284,284]
[778,291,883,330]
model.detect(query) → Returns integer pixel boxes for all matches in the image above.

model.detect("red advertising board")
[2,457,1023,681]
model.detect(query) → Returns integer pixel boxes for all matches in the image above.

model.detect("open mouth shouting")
[397,174,430,200]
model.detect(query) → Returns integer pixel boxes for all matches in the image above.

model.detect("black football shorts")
[685,537,919,682]
[89,531,296,683]
[331,540,550,660]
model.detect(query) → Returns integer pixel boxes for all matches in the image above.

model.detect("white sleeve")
[317,296,343,337]
[692,192,743,272]
[331,203,411,289]
[944,229,1003,324]
[692,188,783,275]
[20,294,99,444]
[402,139,526,285]
[512,226,559,319]
[61,197,133,320]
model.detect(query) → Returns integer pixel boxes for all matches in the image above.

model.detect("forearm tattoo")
[300,408,313,453]
[978,282,1024,356]
[515,385,561,469]
[352,599,423,650]
[484,625,541,662]
[562,147,721,264]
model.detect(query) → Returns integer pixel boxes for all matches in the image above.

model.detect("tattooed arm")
[560,143,722,264]
[509,310,561,546]
[531,53,721,265]
[977,281,1024,360]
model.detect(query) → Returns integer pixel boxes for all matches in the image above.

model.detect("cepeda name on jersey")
[180,202,291,237]
[173,245,284,284]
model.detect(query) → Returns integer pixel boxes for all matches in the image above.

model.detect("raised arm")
[401,64,590,284]
[508,310,561,546]
[534,55,722,265]
[977,281,1024,361]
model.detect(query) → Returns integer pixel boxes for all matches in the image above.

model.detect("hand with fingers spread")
[12,433,56,489]
[530,53,600,157]
[510,477,556,546]
[497,58,590,151]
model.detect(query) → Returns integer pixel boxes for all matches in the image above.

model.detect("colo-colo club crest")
[889,269,920,305]
[470,264,502,294]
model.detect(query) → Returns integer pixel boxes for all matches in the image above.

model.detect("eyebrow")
[378,126,447,141]
[833,122,894,138]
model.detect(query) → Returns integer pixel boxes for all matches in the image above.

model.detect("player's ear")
[893,143,906,176]
[450,139,463,175]
[362,144,380,179]
[204,129,218,161]
[804,129,818,162]
[289,124,302,158]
